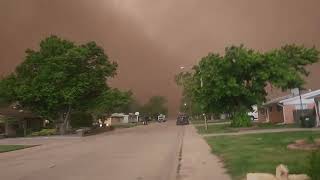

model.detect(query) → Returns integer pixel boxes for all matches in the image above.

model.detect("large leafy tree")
[190,44,319,127]
[0,35,118,133]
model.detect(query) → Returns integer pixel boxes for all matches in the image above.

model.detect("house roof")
[280,89,320,104]
[263,89,320,106]
[263,94,294,106]
[0,106,36,119]
[110,113,127,118]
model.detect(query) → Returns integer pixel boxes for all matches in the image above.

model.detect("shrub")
[230,111,252,127]
[30,129,57,136]
[70,112,93,128]
[307,150,320,180]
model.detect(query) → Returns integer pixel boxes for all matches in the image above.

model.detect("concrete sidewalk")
[178,125,230,180]
[203,127,320,137]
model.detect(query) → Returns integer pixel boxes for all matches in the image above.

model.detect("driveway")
[0,120,229,180]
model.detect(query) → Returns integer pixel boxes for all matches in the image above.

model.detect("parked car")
[176,114,189,125]
[157,114,166,122]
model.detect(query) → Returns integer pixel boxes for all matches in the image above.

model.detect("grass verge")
[191,119,231,125]
[196,123,300,134]
[205,131,320,179]
[0,145,34,153]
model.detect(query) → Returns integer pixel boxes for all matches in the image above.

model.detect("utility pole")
[299,88,305,123]
[180,65,207,130]
[200,68,208,131]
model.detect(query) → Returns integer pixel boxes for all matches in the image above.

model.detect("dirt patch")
[287,139,320,151]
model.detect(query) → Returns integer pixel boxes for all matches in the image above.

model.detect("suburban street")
[0,120,229,180]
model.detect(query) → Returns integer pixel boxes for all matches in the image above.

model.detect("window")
[269,107,272,112]
[259,109,265,115]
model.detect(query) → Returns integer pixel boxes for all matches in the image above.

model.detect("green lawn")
[206,131,320,179]
[196,123,300,134]
[0,145,33,153]
[196,124,239,134]
[256,123,299,129]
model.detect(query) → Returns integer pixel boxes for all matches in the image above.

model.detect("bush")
[230,111,252,127]
[307,151,320,180]
[70,112,93,128]
[30,129,57,136]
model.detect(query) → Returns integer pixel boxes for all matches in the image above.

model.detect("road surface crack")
[176,126,185,180]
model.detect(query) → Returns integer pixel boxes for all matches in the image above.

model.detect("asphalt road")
[0,121,184,180]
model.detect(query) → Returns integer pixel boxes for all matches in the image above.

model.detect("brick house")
[0,105,44,137]
[258,89,320,124]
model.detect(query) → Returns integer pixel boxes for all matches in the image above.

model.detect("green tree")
[142,96,168,118]
[87,88,133,119]
[175,71,202,116]
[0,35,117,134]
[192,44,319,127]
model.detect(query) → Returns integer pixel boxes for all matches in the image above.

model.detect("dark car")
[176,114,189,125]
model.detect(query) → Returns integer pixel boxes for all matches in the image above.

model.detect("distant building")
[105,113,130,126]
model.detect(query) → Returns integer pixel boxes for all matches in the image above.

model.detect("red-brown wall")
[268,104,284,123]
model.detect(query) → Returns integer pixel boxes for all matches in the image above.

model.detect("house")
[105,113,129,126]
[0,105,45,137]
[259,89,320,124]
[0,115,5,135]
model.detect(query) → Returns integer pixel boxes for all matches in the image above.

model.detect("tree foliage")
[177,44,319,127]
[0,35,123,133]
[87,88,133,117]
[175,71,202,115]
[141,96,168,117]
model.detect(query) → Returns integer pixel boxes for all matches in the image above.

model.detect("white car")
[248,105,258,121]
[157,114,166,122]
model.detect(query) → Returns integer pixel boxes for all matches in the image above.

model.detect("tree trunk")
[59,105,72,135]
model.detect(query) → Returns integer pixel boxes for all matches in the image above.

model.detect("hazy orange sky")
[1,0,320,114]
